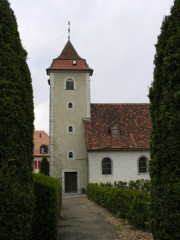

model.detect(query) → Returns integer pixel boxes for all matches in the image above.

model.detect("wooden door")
[65,172,77,193]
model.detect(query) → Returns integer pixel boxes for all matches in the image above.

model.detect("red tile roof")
[56,40,82,60]
[84,104,151,151]
[33,130,49,157]
[47,40,93,75]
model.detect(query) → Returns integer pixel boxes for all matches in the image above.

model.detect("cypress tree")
[0,0,34,239]
[149,0,180,239]
[39,157,49,176]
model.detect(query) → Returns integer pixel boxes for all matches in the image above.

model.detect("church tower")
[47,39,93,193]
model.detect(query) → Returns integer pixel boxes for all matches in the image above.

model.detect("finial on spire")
[68,21,70,40]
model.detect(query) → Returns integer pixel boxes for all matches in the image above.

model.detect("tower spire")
[68,21,70,41]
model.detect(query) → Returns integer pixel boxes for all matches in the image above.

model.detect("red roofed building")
[33,130,49,173]
[47,39,151,193]
[84,104,151,183]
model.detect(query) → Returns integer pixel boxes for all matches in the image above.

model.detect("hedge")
[30,174,62,240]
[87,183,150,231]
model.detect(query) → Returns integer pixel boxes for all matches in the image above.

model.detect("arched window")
[68,151,74,159]
[102,158,112,175]
[68,102,73,109]
[138,156,148,173]
[68,125,74,133]
[66,78,74,90]
[40,145,48,154]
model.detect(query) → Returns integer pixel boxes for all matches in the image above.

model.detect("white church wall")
[88,150,150,184]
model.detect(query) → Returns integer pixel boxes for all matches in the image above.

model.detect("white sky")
[9,0,174,134]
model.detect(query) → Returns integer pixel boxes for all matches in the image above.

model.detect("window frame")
[111,127,119,137]
[67,101,74,109]
[67,151,74,160]
[65,78,75,90]
[67,125,74,133]
[138,156,149,174]
[34,160,41,170]
[102,158,112,175]
[40,145,48,154]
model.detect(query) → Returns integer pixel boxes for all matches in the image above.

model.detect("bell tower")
[47,40,93,193]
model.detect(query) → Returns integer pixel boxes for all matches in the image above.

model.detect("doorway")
[65,172,78,193]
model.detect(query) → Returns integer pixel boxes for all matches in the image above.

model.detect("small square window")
[111,128,119,137]
[72,60,77,65]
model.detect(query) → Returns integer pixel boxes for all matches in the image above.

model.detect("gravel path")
[58,194,153,240]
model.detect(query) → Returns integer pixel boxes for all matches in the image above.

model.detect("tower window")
[68,151,74,159]
[66,78,74,90]
[67,102,73,109]
[68,125,74,133]
[72,60,77,65]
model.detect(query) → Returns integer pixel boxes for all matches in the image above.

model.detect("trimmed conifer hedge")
[87,183,150,230]
[30,174,62,240]
[0,0,34,239]
[149,0,180,238]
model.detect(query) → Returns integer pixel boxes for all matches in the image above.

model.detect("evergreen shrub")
[39,157,49,175]
[30,174,62,240]
[87,183,150,230]
[149,0,180,238]
[128,191,151,230]
[0,0,34,239]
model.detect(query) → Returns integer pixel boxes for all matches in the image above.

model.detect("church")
[47,38,151,194]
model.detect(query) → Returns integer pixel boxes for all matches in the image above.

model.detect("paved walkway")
[58,194,119,240]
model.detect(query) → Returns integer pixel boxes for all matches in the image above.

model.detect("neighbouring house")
[47,38,151,193]
[33,130,49,173]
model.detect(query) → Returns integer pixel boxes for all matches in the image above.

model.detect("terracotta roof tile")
[47,40,93,75]
[84,104,151,151]
[33,130,49,157]
[56,40,82,60]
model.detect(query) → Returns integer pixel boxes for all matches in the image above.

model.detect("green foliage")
[30,174,62,240]
[128,179,151,191]
[128,191,151,230]
[114,181,128,188]
[149,0,180,239]
[39,157,49,175]
[0,164,34,240]
[0,0,34,239]
[87,183,150,230]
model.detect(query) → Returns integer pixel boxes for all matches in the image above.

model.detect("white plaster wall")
[88,151,150,183]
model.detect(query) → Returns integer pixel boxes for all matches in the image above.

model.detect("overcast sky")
[9,0,174,134]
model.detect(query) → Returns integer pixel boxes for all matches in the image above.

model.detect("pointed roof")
[47,40,93,75]
[56,40,82,60]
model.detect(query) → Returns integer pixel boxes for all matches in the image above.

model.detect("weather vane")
[68,21,70,40]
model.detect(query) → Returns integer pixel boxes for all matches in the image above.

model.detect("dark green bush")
[39,157,49,176]
[107,188,134,218]
[30,174,62,240]
[128,191,150,230]
[0,0,34,239]
[149,0,180,238]
[87,183,150,231]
